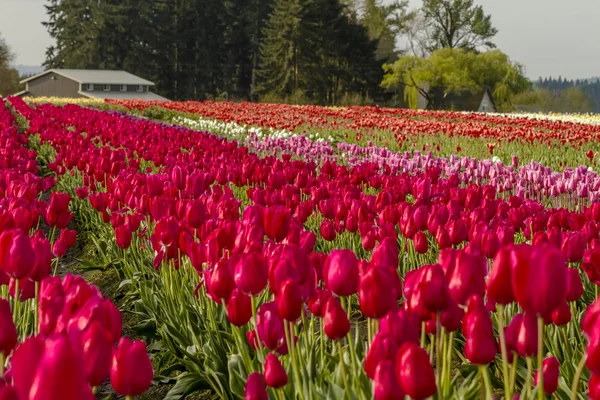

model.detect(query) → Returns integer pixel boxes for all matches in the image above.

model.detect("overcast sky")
[1,0,599,79]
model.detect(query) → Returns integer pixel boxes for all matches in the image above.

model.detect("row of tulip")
[168,113,600,209]
[0,98,154,399]
[106,99,600,171]
[11,96,600,399]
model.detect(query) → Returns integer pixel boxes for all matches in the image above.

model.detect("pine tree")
[257,0,319,98]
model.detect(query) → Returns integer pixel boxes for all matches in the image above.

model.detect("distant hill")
[10,65,44,77]
[535,76,600,113]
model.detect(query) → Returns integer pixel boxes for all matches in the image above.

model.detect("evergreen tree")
[257,0,320,97]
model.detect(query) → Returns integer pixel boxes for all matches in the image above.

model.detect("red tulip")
[264,353,288,388]
[395,342,436,400]
[364,332,398,379]
[379,309,420,346]
[29,335,94,400]
[207,260,235,302]
[552,302,571,326]
[234,252,268,296]
[566,267,583,302]
[320,220,336,242]
[323,249,359,296]
[110,338,153,396]
[28,232,52,282]
[359,266,399,319]
[562,232,586,263]
[245,372,268,400]
[277,279,303,321]
[256,302,287,353]
[413,231,428,254]
[534,356,560,394]
[115,225,132,249]
[512,245,567,319]
[371,237,399,269]
[264,206,291,242]
[487,245,515,305]
[0,230,36,279]
[515,312,538,358]
[374,360,404,400]
[0,299,16,356]
[447,250,486,305]
[323,297,350,340]
[227,289,253,327]
[80,321,113,387]
[463,296,496,365]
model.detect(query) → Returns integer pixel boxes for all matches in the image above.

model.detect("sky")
[1,0,599,80]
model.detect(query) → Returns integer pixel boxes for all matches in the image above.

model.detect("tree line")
[40,0,414,103]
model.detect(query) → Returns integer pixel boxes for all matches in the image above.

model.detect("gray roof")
[80,91,169,101]
[21,69,155,86]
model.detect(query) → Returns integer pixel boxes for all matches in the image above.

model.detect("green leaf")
[163,372,211,400]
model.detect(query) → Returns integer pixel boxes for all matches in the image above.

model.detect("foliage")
[382,48,530,110]
[421,0,498,52]
[0,33,21,96]
[512,87,594,114]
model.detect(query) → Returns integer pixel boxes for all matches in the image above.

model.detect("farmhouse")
[15,69,169,100]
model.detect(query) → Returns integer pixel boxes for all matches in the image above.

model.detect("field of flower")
[3,96,600,400]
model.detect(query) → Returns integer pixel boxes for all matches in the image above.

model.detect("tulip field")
[4,97,600,400]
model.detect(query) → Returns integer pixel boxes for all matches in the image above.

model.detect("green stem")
[337,341,349,400]
[13,279,19,330]
[525,358,533,398]
[538,317,545,400]
[570,354,587,400]
[497,304,512,400]
[429,334,435,364]
[446,332,454,398]
[480,365,493,400]
[421,321,426,348]
[34,281,40,335]
[436,314,443,391]
[510,355,519,395]
[0,352,4,378]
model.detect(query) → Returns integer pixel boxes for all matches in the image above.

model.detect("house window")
[86,84,94,91]
[120,85,127,92]
[481,100,488,112]
[103,84,111,92]
[136,85,144,92]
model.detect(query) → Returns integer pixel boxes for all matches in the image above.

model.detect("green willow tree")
[0,33,21,96]
[382,48,530,110]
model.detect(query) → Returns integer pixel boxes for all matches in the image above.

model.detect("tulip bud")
[264,353,288,388]
[80,321,113,387]
[515,312,538,358]
[323,249,359,297]
[395,342,437,400]
[29,335,95,400]
[245,372,268,400]
[447,250,486,305]
[319,220,336,242]
[364,332,398,379]
[0,230,36,279]
[359,267,399,319]
[534,356,560,394]
[566,267,583,302]
[234,252,268,296]
[277,279,303,321]
[463,296,497,365]
[487,246,515,305]
[264,206,291,242]
[227,289,252,327]
[512,245,567,319]
[110,338,153,396]
[323,297,350,340]
[257,302,287,353]
[0,299,17,356]
[551,302,571,326]
[413,231,428,254]
[115,225,132,249]
[374,360,404,400]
